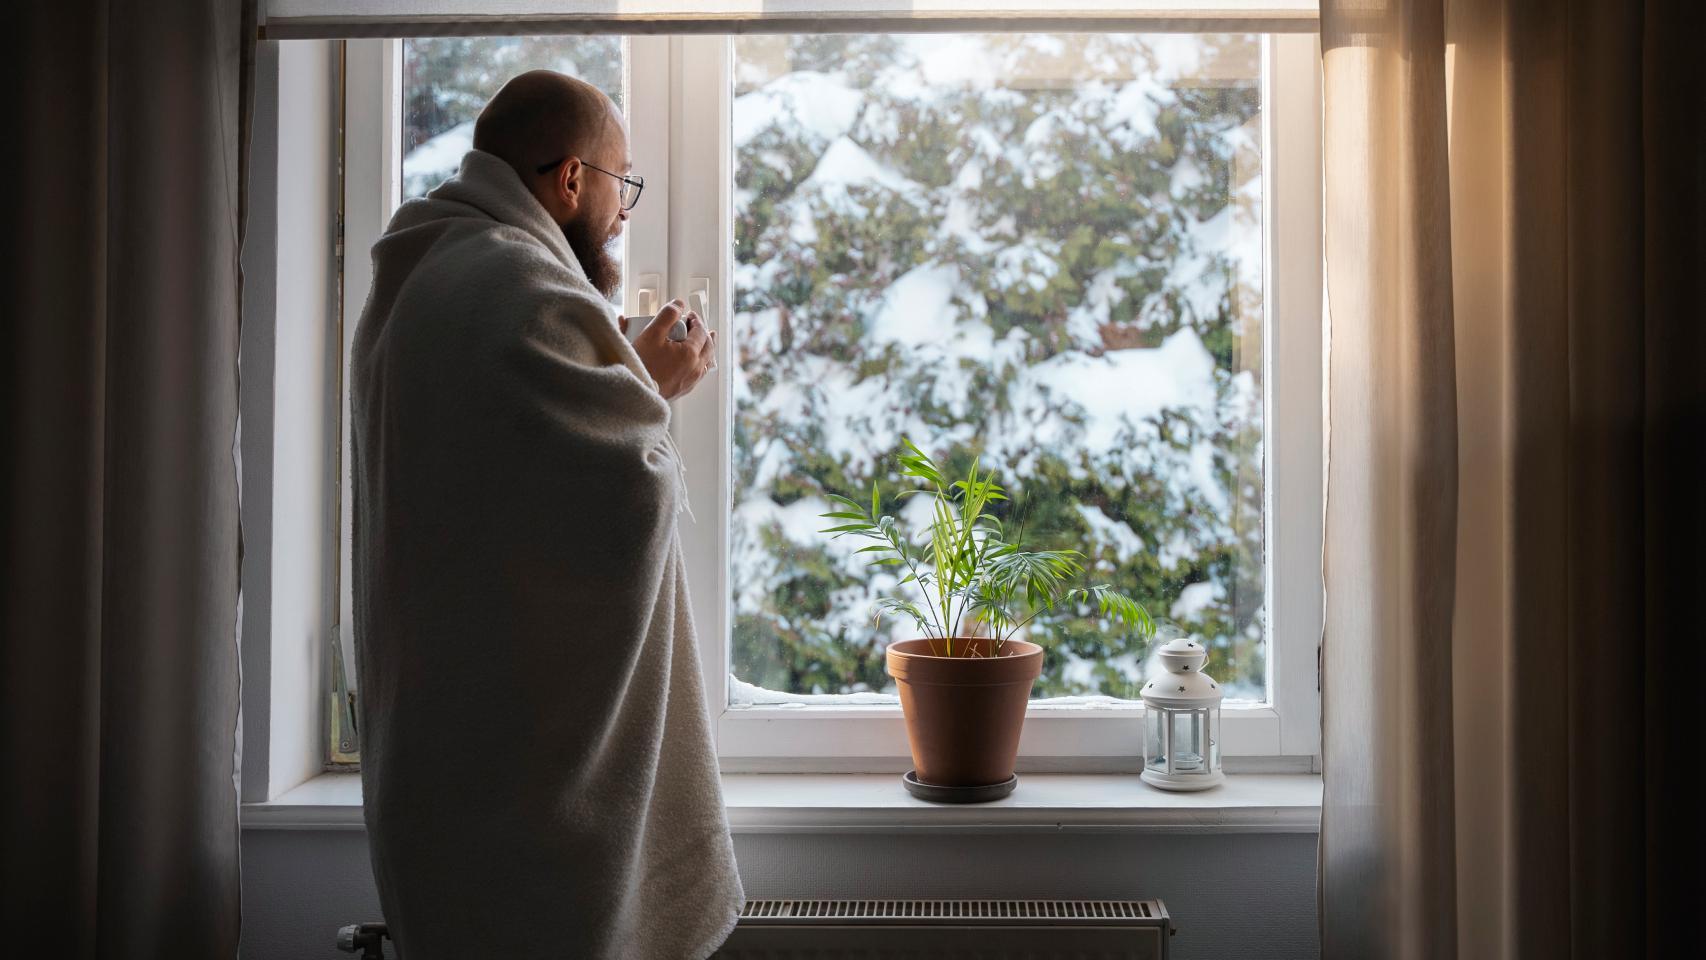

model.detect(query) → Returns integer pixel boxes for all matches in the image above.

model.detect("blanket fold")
[352,149,741,960]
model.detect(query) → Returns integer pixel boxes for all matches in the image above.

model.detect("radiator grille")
[739,899,1159,924]
[720,899,1171,958]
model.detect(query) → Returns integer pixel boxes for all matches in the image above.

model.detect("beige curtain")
[1319,0,1705,956]
[0,2,255,956]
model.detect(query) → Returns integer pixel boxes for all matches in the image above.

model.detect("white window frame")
[338,38,402,765]
[342,26,1322,774]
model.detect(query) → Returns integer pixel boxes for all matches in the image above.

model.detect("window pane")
[730,34,1265,703]
[401,37,626,200]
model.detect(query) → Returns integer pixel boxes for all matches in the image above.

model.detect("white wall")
[239,37,341,803]
[240,828,1318,959]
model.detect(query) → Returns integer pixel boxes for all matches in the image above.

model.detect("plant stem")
[999,605,1050,647]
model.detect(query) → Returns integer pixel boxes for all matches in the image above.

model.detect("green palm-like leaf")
[874,597,932,634]
[989,549,1082,610]
[819,523,874,536]
[1066,584,1155,636]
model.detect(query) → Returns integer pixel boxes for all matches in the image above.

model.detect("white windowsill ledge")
[241,772,1321,835]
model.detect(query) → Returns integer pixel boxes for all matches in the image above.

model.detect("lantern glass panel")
[1144,708,1165,773]
[1170,710,1207,772]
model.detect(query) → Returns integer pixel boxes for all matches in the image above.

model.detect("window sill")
[241,771,1321,835]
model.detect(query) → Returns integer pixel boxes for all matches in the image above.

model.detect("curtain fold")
[1320,0,1705,956]
[0,2,255,956]
[1318,0,1460,954]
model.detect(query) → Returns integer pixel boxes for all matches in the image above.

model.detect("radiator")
[714,899,1172,959]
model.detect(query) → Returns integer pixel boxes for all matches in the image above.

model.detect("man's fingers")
[680,312,711,349]
[640,300,686,341]
[698,327,718,367]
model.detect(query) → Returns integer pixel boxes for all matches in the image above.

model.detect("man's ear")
[554,157,582,215]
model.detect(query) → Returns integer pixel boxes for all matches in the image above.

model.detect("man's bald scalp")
[474,70,614,177]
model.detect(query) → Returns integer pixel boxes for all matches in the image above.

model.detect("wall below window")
[240,827,1318,959]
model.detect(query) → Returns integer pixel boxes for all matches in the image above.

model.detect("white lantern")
[1140,638,1224,791]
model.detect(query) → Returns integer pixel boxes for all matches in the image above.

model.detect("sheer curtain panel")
[1318,0,1705,956]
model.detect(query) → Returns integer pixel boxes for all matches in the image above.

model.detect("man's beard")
[563,214,622,300]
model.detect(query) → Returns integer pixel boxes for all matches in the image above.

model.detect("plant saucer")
[902,770,1018,804]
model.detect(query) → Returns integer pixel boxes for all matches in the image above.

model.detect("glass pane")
[729,34,1265,703]
[1144,710,1165,772]
[1170,711,1206,771]
[401,37,627,200]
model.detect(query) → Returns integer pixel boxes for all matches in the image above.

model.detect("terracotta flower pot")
[885,637,1044,787]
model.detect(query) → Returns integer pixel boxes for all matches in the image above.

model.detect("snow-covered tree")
[729,33,1265,700]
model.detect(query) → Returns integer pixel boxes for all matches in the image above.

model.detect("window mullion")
[336,38,400,766]
[669,35,735,728]
[1262,31,1325,761]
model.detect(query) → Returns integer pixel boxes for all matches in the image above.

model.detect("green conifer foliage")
[730,33,1265,701]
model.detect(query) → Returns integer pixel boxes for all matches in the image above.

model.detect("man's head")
[474,70,630,299]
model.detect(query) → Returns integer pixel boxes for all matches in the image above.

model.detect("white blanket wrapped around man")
[351,149,741,959]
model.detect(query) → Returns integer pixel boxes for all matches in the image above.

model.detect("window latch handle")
[689,277,711,329]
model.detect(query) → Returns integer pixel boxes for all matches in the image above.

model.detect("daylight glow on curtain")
[264,0,1319,37]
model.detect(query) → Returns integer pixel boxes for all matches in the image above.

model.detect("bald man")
[350,71,741,959]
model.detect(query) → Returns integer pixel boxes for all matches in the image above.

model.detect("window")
[339,26,1321,770]
[728,33,1266,706]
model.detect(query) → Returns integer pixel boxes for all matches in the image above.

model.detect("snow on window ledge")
[730,673,1148,709]
[727,674,1269,711]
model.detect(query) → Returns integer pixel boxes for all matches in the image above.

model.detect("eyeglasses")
[535,157,644,211]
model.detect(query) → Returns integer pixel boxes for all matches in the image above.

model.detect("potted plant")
[820,440,1152,802]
